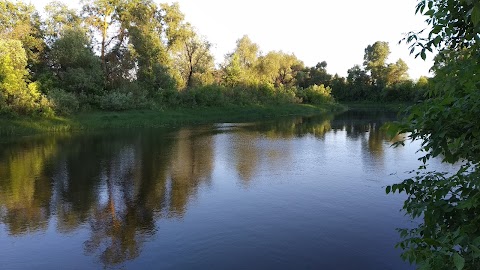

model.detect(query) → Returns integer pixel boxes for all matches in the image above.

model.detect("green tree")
[345,64,373,100]
[0,0,45,77]
[174,30,214,89]
[160,2,190,52]
[232,35,259,69]
[385,58,409,86]
[49,28,103,96]
[82,0,119,75]
[363,41,390,87]
[296,61,333,88]
[0,39,51,115]
[44,1,82,45]
[387,0,480,269]
[222,53,244,87]
[256,51,303,87]
[221,35,260,86]
[119,0,176,93]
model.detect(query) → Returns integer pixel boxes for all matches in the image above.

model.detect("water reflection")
[0,109,401,268]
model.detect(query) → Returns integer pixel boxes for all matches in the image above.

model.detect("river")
[0,110,454,269]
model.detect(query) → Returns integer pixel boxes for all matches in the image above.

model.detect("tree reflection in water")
[0,109,399,267]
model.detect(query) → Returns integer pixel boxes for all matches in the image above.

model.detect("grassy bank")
[343,101,412,112]
[0,103,345,137]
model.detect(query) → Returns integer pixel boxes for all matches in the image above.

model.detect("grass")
[0,103,346,137]
[343,101,412,111]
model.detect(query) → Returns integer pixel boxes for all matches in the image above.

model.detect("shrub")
[186,85,226,107]
[48,88,80,115]
[297,84,334,104]
[97,92,135,111]
[0,40,54,116]
[153,88,182,107]
[96,82,152,111]
[381,81,416,102]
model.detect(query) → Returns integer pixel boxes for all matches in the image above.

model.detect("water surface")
[0,110,452,269]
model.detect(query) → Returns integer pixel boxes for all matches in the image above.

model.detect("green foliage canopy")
[387,0,480,269]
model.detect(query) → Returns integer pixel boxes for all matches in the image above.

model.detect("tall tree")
[82,0,119,75]
[385,59,409,86]
[44,1,82,45]
[346,64,372,100]
[174,29,214,89]
[222,53,244,87]
[296,61,333,88]
[0,0,45,77]
[232,35,259,69]
[49,28,103,95]
[0,39,49,114]
[363,41,390,87]
[159,2,190,53]
[119,0,176,93]
[256,51,303,87]
[222,35,260,86]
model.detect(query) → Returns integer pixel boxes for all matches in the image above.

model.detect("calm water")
[0,110,453,269]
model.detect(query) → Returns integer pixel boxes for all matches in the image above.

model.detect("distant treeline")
[0,0,428,116]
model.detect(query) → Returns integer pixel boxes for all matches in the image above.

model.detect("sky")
[30,0,434,79]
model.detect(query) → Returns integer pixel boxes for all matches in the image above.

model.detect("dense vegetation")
[0,0,426,118]
[386,0,480,269]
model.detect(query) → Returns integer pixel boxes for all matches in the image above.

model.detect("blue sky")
[31,0,434,79]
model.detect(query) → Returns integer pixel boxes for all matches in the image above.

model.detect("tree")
[256,51,303,87]
[385,59,409,86]
[232,35,259,69]
[82,0,119,75]
[49,28,103,95]
[0,39,50,115]
[363,41,390,87]
[387,0,480,269]
[44,1,83,45]
[159,2,190,53]
[120,0,177,93]
[222,53,244,87]
[174,30,214,89]
[221,35,260,86]
[0,0,45,77]
[345,64,373,100]
[296,61,333,88]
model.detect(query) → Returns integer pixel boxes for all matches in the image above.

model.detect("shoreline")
[0,103,346,137]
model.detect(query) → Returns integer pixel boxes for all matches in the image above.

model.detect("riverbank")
[0,103,345,137]
[343,101,412,112]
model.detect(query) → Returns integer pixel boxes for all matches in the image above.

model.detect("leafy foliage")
[296,84,334,104]
[0,39,52,115]
[0,0,407,115]
[47,88,80,115]
[388,166,480,270]
[387,0,480,269]
[49,28,104,96]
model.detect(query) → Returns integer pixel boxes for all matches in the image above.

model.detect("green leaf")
[421,50,427,60]
[453,253,465,270]
[386,186,391,194]
[425,9,435,16]
[472,4,480,26]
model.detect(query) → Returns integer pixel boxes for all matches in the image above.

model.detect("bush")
[48,88,80,115]
[0,40,54,116]
[297,84,334,104]
[186,85,226,107]
[96,82,152,111]
[381,81,416,102]
[153,88,182,107]
[97,92,134,111]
